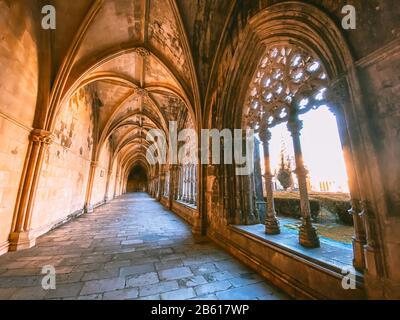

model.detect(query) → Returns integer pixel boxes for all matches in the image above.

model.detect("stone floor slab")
[0,193,288,300]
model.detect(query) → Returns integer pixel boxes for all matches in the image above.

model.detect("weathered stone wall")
[0,1,39,253]
[91,141,111,206]
[31,87,95,236]
[358,42,400,293]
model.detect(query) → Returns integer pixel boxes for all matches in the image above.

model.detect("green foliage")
[277,153,293,191]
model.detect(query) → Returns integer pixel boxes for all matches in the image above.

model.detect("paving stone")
[80,278,126,295]
[120,263,155,277]
[136,294,161,300]
[178,275,208,287]
[190,263,219,275]
[190,294,218,300]
[0,288,18,299]
[103,288,139,300]
[214,260,251,274]
[81,268,120,281]
[194,280,233,296]
[121,239,144,246]
[159,267,193,281]
[45,283,84,299]
[155,259,184,271]
[0,193,288,300]
[229,273,263,288]
[204,271,235,282]
[161,288,196,300]
[139,281,180,297]
[77,294,103,300]
[11,286,48,300]
[126,272,159,287]
[104,260,131,270]
[215,283,275,300]
[56,272,84,284]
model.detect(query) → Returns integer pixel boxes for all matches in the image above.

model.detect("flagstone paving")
[0,193,289,300]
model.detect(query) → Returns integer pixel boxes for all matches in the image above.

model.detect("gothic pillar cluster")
[327,79,371,273]
[287,116,320,248]
[259,126,280,235]
[176,164,197,207]
[84,161,98,213]
[9,129,54,251]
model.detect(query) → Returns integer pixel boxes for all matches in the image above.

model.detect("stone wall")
[31,87,102,237]
[0,1,38,253]
[91,141,111,207]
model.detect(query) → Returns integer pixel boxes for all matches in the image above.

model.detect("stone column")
[113,167,120,198]
[178,166,183,200]
[168,166,175,208]
[158,170,165,202]
[104,168,113,203]
[287,116,320,248]
[259,127,280,234]
[182,165,188,202]
[329,79,367,270]
[9,129,54,251]
[193,165,198,206]
[361,201,383,277]
[253,137,266,223]
[84,161,98,213]
[189,164,195,204]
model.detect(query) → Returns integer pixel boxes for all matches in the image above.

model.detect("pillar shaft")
[84,161,98,213]
[287,117,320,248]
[9,129,54,251]
[260,127,280,234]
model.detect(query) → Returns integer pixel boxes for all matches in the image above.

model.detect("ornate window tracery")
[245,45,329,130]
[242,44,332,248]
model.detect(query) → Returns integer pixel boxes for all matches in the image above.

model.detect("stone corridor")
[0,193,288,300]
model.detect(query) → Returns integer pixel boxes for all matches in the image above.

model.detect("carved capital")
[259,126,271,144]
[293,166,309,178]
[327,77,350,111]
[287,118,303,137]
[135,47,150,57]
[29,129,54,145]
[90,161,98,168]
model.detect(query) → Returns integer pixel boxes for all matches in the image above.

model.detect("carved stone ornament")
[244,45,329,130]
[29,129,54,145]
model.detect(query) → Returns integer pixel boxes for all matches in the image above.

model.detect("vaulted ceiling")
[49,0,213,175]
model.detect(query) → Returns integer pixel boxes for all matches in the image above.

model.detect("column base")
[8,231,36,251]
[352,237,366,271]
[364,244,382,277]
[265,217,280,235]
[192,223,207,243]
[85,204,94,213]
[299,224,320,248]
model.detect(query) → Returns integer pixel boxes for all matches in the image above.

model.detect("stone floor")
[0,193,289,300]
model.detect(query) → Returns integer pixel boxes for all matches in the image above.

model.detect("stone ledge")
[233,224,363,281]
[208,224,366,299]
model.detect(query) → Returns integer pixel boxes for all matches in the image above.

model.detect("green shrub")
[317,198,353,226]
[273,197,320,220]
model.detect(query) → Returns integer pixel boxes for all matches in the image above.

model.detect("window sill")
[230,223,363,283]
